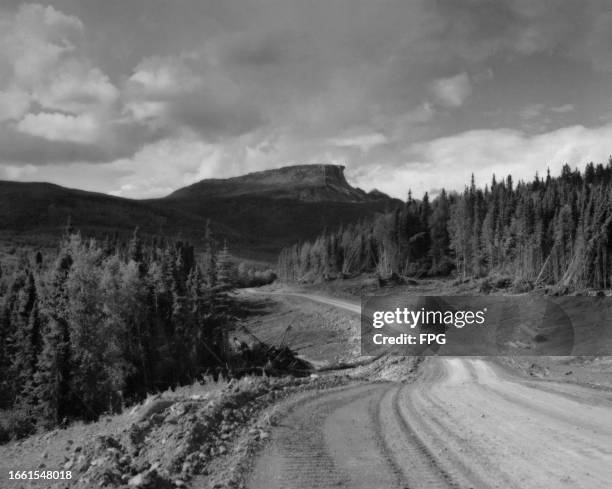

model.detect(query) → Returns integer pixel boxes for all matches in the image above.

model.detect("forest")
[278,161,612,290]
[0,225,248,441]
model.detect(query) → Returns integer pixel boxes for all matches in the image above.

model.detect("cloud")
[329,133,387,152]
[124,54,265,139]
[550,104,575,113]
[0,87,30,122]
[0,3,132,163]
[0,163,37,180]
[362,123,612,199]
[38,63,119,115]
[431,73,472,108]
[17,112,100,144]
[107,137,224,198]
[3,3,84,86]
[127,56,202,97]
[0,126,114,164]
[519,103,545,120]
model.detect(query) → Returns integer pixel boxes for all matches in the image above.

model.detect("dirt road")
[243,287,361,314]
[248,357,612,489]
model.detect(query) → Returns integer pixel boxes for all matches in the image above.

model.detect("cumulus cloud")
[431,73,472,108]
[361,124,612,199]
[17,112,100,144]
[107,137,225,198]
[4,3,84,84]
[38,63,119,115]
[0,3,122,160]
[124,54,265,139]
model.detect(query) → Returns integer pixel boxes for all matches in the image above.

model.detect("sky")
[2,0,612,199]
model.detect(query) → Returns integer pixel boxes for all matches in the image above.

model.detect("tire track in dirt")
[248,383,400,489]
[247,357,612,489]
[248,379,465,489]
[242,292,612,489]
[376,385,459,488]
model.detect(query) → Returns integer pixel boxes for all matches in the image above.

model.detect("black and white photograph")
[1,1,612,488]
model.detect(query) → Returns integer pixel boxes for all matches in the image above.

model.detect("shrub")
[0,409,36,442]
[512,278,534,293]
[236,263,277,287]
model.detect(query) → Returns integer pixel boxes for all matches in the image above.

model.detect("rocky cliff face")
[167,164,392,203]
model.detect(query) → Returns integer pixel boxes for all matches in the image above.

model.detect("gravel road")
[247,357,612,489]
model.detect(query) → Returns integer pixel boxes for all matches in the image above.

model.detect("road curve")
[247,357,612,489]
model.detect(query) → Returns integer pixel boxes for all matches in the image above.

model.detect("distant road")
[242,287,361,314]
[245,288,612,489]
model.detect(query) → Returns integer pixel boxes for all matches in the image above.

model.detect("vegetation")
[278,162,612,290]
[0,166,398,262]
[0,227,238,441]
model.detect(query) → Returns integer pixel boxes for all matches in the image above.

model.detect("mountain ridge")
[0,164,401,260]
[166,164,392,203]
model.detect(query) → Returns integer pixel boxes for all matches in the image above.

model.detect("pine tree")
[216,241,237,289]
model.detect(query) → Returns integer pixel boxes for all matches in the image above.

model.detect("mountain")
[0,181,237,251]
[167,164,388,203]
[1,165,400,261]
[154,165,400,259]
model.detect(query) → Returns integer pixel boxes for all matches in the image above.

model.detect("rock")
[138,399,175,422]
[128,472,146,487]
[74,454,89,471]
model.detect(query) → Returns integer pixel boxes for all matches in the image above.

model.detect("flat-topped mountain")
[1,164,401,261]
[167,164,390,203]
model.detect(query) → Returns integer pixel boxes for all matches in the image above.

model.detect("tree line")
[0,226,238,440]
[278,161,612,290]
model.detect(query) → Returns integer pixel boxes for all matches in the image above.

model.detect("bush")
[236,263,277,287]
[0,409,36,442]
[512,278,534,293]
[492,275,513,289]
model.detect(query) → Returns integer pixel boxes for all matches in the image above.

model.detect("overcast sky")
[2,1,612,199]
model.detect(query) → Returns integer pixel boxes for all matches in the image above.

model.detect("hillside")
[154,165,400,259]
[0,181,240,253]
[0,165,399,261]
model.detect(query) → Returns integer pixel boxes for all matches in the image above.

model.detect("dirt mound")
[350,355,422,382]
[50,375,347,488]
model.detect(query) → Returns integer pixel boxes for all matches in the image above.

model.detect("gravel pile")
[52,374,348,488]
